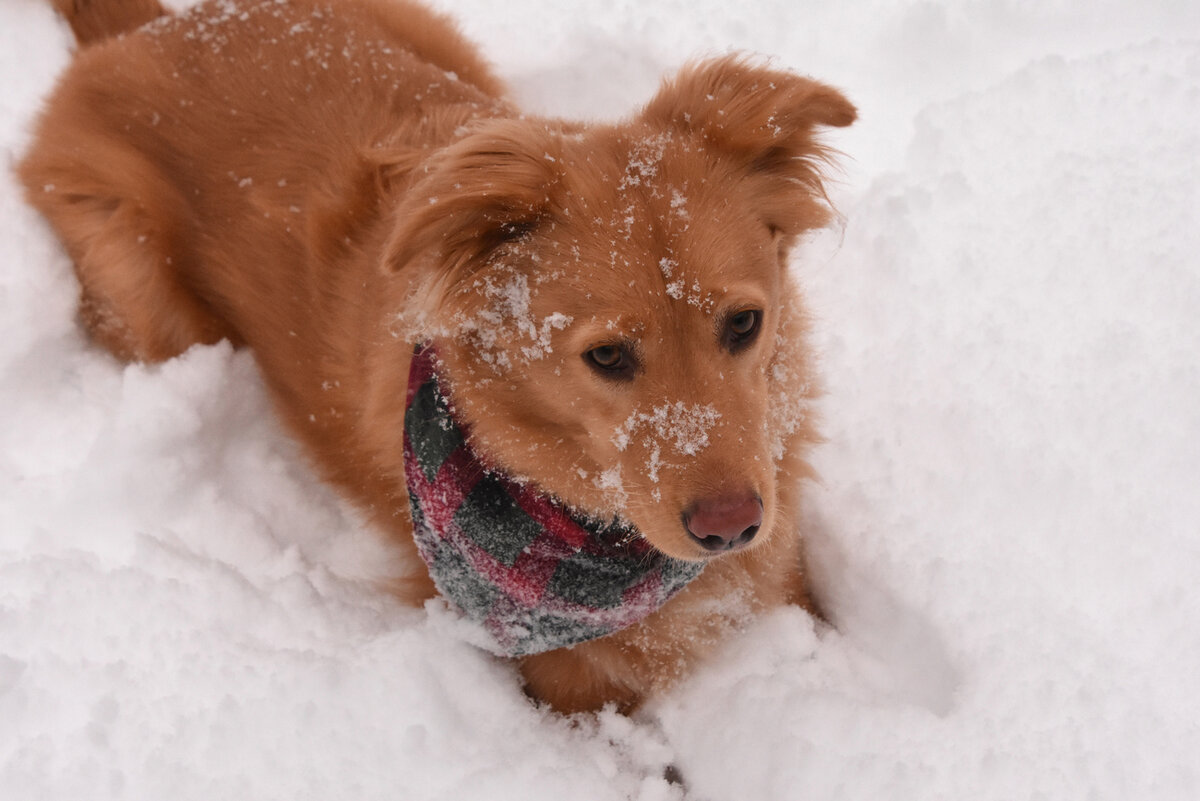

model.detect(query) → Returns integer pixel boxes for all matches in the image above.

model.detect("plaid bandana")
[403,344,706,656]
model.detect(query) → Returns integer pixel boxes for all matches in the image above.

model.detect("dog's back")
[19,0,513,549]
[22,0,507,360]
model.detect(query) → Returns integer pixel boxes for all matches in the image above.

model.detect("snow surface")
[3,0,1200,798]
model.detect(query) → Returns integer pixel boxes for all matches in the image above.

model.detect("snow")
[613,402,722,489]
[2,0,1199,799]
[445,268,576,369]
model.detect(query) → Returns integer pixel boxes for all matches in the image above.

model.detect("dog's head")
[385,56,854,561]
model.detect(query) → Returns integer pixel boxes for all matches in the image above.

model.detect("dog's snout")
[682,493,762,553]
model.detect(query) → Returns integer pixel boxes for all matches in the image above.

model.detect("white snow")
[613,403,721,456]
[451,270,573,369]
[3,0,1199,799]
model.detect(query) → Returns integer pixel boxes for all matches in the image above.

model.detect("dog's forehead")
[522,236,775,344]
[554,127,716,219]
[537,131,776,291]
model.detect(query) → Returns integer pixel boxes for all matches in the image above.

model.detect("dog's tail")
[51,0,167,46]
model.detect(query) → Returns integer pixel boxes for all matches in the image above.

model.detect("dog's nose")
[682,494,762,552]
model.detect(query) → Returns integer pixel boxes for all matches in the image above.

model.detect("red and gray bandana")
[403,344,705,657]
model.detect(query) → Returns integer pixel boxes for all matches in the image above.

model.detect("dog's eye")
[584,344,636,380]
[724,309,762,352]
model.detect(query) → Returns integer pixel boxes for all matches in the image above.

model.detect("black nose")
[682,494,762,552]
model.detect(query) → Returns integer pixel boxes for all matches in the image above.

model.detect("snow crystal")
[765,330,814,462]
[613,402,722,483]
[619,132,672,189]
[668,188,688,219]
[452,270,573,369]
[594,465,628,510]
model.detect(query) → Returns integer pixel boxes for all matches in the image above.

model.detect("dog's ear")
[642,55,856,235]
[381,120,559,286]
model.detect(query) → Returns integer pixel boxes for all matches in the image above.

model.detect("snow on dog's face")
[386,57,855,561]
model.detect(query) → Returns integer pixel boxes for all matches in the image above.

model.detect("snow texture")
[2,0,1199,799]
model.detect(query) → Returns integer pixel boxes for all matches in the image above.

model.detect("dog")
[20,0,854,713]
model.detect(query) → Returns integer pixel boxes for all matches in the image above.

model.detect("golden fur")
[20,0,855,713]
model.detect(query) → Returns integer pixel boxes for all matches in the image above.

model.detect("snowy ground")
[3,0,1199,798]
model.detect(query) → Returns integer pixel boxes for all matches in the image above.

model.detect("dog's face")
[387,57,854,561]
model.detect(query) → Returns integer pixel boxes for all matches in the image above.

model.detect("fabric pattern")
[403,344,705,656]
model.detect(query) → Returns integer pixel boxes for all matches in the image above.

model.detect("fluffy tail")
[51,0,167,46]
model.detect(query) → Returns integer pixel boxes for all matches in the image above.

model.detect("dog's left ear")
[381,120,559,289]
[642,55,856,235]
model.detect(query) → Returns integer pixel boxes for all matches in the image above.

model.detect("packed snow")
[3,0,1199,799]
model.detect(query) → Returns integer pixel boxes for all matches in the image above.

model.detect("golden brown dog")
[20,0,854,713]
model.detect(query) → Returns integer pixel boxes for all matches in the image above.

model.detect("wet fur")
[20,0,854,713]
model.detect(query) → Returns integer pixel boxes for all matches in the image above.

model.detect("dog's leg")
[519,646,644,715]
[21,144,236,362]
[45,193,235,363]
[69,201,235,363]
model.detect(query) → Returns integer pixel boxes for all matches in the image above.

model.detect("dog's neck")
[402,342,705,657]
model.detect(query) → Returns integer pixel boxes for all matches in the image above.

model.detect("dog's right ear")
[641,55,856,236]
[381,120,560,293]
